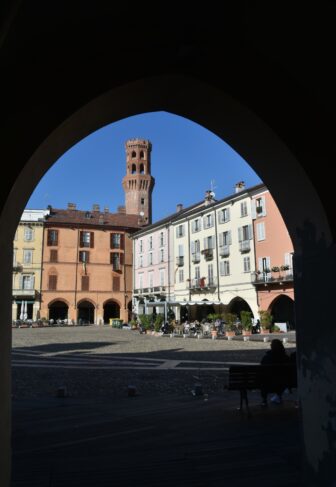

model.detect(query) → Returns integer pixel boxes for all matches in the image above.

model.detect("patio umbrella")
[19,301,24,320]
[23,301,28,321]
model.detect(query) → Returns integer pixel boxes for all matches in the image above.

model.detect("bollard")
[263,336,270,343]
[197,334,201,339]
[282,337,288,344]
[243,336,250,342]
[227,336,233,341]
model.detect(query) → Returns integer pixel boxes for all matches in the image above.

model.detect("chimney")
[176,203,183,213]
[92,204,100,212]
[235,181,245,193]
[204,190,215,206]
[117,205,126,214]
[67,203,76,210]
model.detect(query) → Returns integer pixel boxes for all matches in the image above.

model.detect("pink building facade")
[251,187,295,329]
[132,224,173,319]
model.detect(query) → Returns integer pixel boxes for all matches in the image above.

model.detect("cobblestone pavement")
[12,326,296,399]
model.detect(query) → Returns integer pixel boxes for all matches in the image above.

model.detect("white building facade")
[132,185,263,323]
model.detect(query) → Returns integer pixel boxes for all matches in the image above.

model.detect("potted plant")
[259,309,273,334]
[224,312,237,338]
[138,314,153,334]
[154,314,164,333]
[240,310,253,336]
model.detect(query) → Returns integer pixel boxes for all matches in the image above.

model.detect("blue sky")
[27,112,262,222]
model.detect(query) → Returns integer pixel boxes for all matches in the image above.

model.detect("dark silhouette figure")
[260,339,290,406]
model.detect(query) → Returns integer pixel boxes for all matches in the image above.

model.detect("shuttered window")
[48,275,57,290]
[113,276,120,291]
[47,229,58,246]
[79,251,89,263]
[50,250,58,262]
[80,231,94,248]
[111,233,124,249]
[81,275,89,291]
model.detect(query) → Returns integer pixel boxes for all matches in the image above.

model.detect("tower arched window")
[140,150,144,159]
[140,163,144,174]
[131,164,136,174]
[131,151,136,158]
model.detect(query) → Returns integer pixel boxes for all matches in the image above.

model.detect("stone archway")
[77,300,95,324]
[48,300,69,321]
[270,295,296,331]
[103,300,120,324]
[228,297,254,319]
[1,73,336,486]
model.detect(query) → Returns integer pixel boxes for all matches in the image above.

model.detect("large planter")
[225,331,235,338]
[242,330,252,336]
[261,328,270,334]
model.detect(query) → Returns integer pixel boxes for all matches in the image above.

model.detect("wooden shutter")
[113,276,120,291]
[251,199,256,219]
[120,253,124,266]
[120,234,124,249]
[81,275,89,291]
[79,231,84,247]
[48,275,57,290]
[248,224,253,240]
[238,227,243,242]
[90,232,94,248]
[50,250,58,262]
[261,196,267,216]
[219,233,223,247]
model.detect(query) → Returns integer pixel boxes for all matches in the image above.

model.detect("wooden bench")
[225,363,297,412]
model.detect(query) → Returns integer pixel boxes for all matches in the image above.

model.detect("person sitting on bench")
[260,338,290,406]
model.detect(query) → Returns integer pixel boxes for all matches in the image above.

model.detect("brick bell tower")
[122,139,155,225]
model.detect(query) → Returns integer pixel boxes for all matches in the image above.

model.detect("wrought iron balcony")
[12,288,36,297]
[219,244,230,257]
[201,248,213,260]
[252,271,294,285]
[191,252,201,263]
[176,256,184,266]
[189,276,217,291]
[239,240,250,253]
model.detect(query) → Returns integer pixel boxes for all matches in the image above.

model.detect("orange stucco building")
[251,187,295,329]
[40,205,139,324]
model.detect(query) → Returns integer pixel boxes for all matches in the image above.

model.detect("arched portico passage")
[77,300,95,324]
[48,300,69,321]
[1,67,336,485]
[270,295,296,331]
[103,300,120,324]
[227,297,254,320]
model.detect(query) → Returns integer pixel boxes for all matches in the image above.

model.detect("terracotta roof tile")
[45,208,141,230]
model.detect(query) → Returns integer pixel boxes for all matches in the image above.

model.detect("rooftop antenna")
[210,179,217,198]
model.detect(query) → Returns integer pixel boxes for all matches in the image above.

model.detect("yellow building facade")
[12,209,49,321]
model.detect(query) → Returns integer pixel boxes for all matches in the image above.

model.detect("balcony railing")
[191,252,201,263]
[252,271,294,285]
[176,256,184,266]
[239,240,250,253]
[201,248,213,260]
[189,276,217,290]
[12,288,36,297]
[219,244,230,257]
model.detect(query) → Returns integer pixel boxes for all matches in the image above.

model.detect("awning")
[144,301,167,307]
